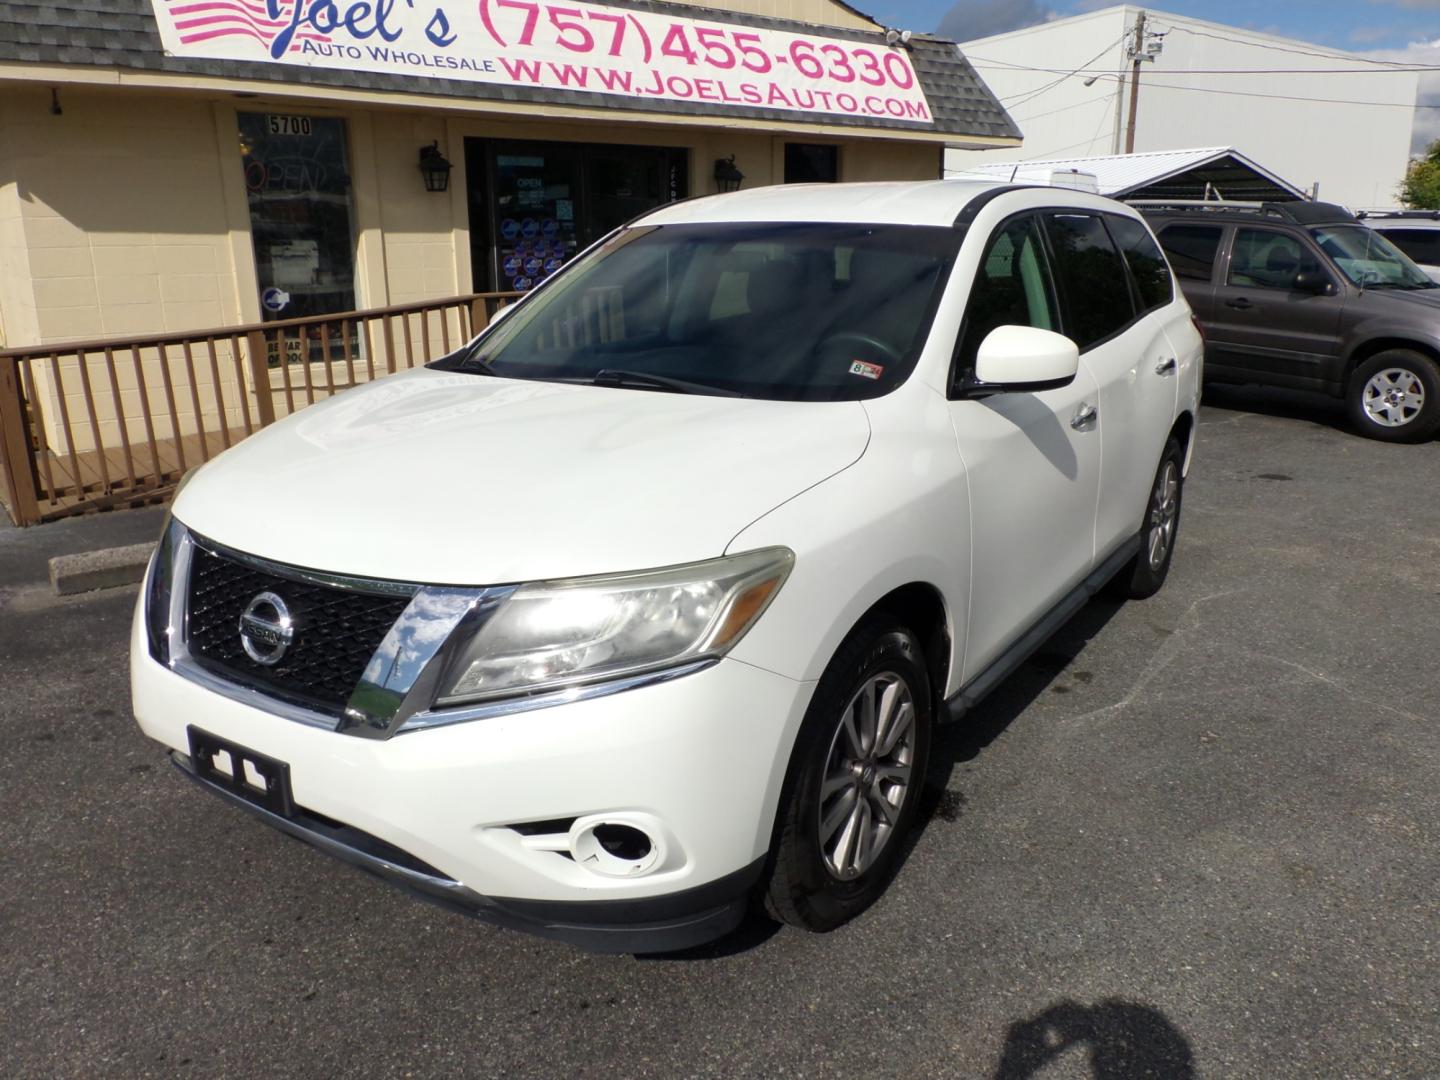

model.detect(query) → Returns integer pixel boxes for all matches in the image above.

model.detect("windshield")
[449,222,961,401]
[1310,225,1436,289]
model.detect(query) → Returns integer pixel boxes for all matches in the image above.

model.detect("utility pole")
[1124,10,1146,155]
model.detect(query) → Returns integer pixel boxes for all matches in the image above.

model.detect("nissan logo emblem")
[239,591,294,666]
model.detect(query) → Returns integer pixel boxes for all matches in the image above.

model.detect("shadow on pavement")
[992,999,1195,1079]
[640,593,1134,961]
[1200,383,1350,434]
[904,595,1125,855]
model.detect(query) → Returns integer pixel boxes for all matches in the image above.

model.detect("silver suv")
[1144,201,1440,442]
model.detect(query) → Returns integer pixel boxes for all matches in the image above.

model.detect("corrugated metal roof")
[0,0,1020,143]
[947,147,1306,198]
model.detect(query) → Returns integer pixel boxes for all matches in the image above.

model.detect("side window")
[1108,215,1174,312]
[1228,228,1322,290]
[1156,224,1223,282]
[953,214,1061,377]
[1043,212,1136,351]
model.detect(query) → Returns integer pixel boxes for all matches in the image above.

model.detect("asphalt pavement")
[1,387,1437,1079]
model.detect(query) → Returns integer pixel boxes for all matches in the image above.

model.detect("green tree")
[1399,139,1440,209]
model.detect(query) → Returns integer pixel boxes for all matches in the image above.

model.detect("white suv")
[133,182,1202,953]
[1360,211,1440,284]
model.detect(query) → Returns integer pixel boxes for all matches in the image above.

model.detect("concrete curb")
[49,542,155,596]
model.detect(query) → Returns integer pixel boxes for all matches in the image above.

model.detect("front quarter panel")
[1339,307,1440,379]
[725,380,969,699]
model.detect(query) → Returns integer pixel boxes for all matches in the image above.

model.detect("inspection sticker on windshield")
[849,360,885,380]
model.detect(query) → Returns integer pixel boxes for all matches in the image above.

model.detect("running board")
[943,536,1141,723]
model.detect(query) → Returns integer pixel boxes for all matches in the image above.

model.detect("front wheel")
[763,619,932,932]
[1346,350,1440,443]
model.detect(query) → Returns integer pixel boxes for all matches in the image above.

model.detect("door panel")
[951,373,1102,682]
[1084,315,1178,555]
[948,211,1103,683]
[1207,227,1345,388]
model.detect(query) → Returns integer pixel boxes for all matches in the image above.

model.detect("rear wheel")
[1346,350,1440,443]
[763,618,932,932]
[1108,437,1184,600]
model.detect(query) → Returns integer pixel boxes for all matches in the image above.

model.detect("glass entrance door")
[467,139,688,294]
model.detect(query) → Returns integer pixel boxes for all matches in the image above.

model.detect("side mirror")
[968,326,1080,396]
[1294,271,1333,296]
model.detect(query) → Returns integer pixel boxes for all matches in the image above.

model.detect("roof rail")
[1129,199,1356,225]
[1127,199,1264,208]
[1355,208,1440,221]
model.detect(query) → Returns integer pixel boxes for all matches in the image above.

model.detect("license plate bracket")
[187,725,295,818]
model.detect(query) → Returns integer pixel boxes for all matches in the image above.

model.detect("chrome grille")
[184,538,415,717]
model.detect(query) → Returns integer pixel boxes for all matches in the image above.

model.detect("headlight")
[434,547,793,706]
[144,517,187,665]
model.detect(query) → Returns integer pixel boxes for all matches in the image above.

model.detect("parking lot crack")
[1065,587,1250,724]
[1250,652,1436,725]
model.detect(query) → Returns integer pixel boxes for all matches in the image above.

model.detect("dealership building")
[0,0,1018,349]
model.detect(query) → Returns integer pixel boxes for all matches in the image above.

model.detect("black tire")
[763,617,932,932]
[1346,350,1440,443]
[1108,436,1184,601]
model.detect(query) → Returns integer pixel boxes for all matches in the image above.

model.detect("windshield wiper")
[590,369,742,397]
[461,352,500,376]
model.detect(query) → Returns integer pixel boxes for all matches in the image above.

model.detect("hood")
[1360,285,1440,315]
[173,369,870,585]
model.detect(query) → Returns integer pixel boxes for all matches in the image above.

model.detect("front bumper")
[131,603,815,952]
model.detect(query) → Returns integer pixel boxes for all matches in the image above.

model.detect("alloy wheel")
[1147,460,1180,571]
[1362,367,1426,428]
[818,672,917,881]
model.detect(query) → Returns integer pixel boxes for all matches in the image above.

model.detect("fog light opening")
[594,824,652,862]
[570,819,664,877]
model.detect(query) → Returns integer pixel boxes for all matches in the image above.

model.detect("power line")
[970,58,1440,76]
[1010,94,1119,125]
[992,31,1132,108]
[1161,24,1428,69]
[1110,79,1440,110]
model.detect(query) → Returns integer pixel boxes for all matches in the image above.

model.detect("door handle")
[1225,297,1253,310]
[1155,357,1177,376]
[1070,402,1098,431]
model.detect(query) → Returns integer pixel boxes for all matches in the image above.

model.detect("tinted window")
[1376,228,1440,267]
[1312,225,1434,289]
[1157,224,1223,282]
[955,215,1061,374]
[1229,228,1323,290]
[1108,215,1174,311]
[462,222,959,401]
[1044,212,1136,350]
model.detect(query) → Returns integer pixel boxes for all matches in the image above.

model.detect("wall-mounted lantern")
[713,155,745,194]
[419,141,453,193]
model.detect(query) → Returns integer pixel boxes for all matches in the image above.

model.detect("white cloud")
[937,0,1055,43]
[1360,37,1440,154]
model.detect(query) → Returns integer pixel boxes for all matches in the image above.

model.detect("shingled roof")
[0,0,1020,143]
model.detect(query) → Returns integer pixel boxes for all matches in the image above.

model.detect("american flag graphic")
[164,0,330,50]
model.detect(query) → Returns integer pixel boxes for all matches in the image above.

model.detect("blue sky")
[863,1,1440,52]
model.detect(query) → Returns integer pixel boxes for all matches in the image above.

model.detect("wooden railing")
[0,293,518,526]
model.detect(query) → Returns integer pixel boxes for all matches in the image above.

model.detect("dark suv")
[1144,201,1440,442]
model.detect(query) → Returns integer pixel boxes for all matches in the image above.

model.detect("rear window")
[1043,212,1136,350]
[1156,224,1223,282]
[1108,215,1174,312]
